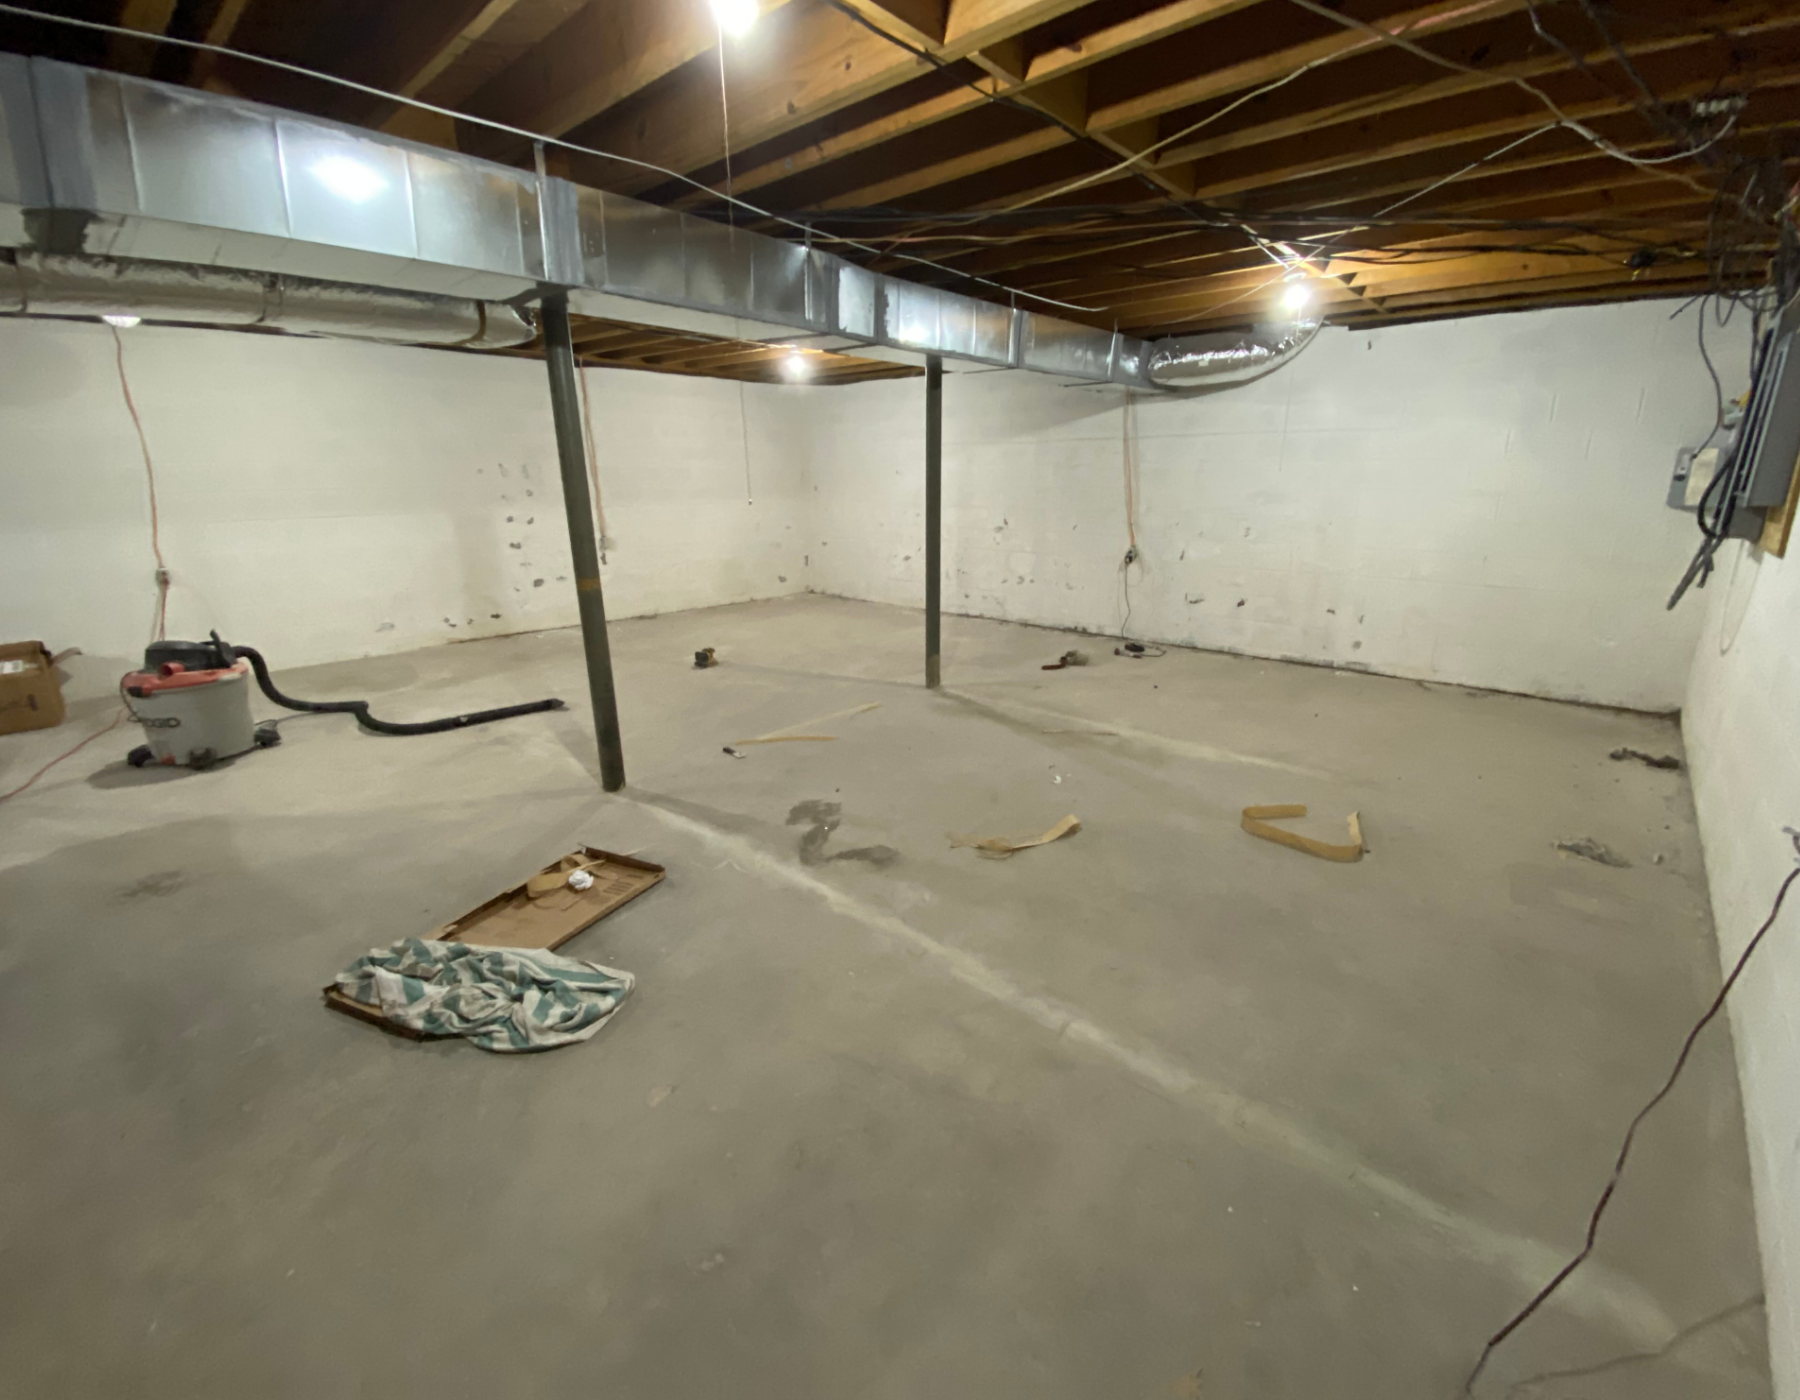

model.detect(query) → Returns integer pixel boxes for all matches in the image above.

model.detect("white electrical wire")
[1371,123,1560,220]
[999,51,1344,215]
[1282,0,1724,193]
[0,1,1103,313]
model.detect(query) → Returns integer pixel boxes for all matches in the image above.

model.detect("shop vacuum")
[122,632,565,770]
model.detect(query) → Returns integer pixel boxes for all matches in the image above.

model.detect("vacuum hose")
[213,633,566,736]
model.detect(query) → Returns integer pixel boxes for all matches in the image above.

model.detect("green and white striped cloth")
[336,939,635,1052]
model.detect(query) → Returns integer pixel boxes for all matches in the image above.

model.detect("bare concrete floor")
[0,595,1769,1399]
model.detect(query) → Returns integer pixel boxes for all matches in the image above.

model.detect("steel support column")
[924,354,943,689]
[540,291,626,791]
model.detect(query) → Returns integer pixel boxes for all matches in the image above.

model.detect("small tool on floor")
[1042,649,1090,671]
[1114,641,1166,659]
[694,647,719,669]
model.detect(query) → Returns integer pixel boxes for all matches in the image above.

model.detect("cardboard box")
[0,642,66,737]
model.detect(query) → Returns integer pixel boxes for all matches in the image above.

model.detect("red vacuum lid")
[122,658,250,697]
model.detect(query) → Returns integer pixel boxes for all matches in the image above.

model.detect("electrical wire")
[111,324,168,642]
[1369,124,1560,221]
[1119,388,1140,637]
[715,24,736,229]
[816,0,1294,271]
[575,362,608,565]
[0,708,129,806]
[1122,387,1139,558]
[1281,0,1720,193]
[995,50,1346,216]
[0,323,182,807]
[1462,851,1800,1396]
[0,1,1099,314]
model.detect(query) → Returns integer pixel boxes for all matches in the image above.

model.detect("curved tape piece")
[1241,804,1364,863]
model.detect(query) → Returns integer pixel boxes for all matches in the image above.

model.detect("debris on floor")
[1041,649,1090,671]
[323,846,663,1039]
[1241,804,1366,863]
[1555,837,1632,868]
[1610,746,1682,770]
[722,745,747,758]
[1114,641,1167,659]
[787,799,899,867]
[950,814,1080,860]
[516,850,662,916]
[330,939,635,1051]
[731,701,881,748]
[525,852,620,902]
[694,647,719,669]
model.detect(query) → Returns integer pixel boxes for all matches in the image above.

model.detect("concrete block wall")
[1686,540,1800,1399]
[797,299,1749,712]
[0,316,808,697]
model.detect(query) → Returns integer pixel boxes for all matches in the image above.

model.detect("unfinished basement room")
[4,0,1800,1396]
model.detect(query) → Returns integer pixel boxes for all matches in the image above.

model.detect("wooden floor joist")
[503,314,923,387]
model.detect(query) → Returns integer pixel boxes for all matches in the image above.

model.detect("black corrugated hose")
[213,632,564,736]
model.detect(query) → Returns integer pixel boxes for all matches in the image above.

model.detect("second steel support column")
[540,291,627,791]
[924,354,943,689]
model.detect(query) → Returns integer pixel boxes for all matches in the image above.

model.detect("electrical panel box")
[1735,332,1800,508]
[1668,328,1800,543]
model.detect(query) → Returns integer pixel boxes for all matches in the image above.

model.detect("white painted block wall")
[0,317,807,697]
[798,299,1748,711]
[1686,540,1800,1399]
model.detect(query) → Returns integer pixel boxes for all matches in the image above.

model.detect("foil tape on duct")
[1147,321,1321,386]
[3,252,535,346]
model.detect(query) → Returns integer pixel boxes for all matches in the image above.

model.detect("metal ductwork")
[0,51,1308,387]
[0,250,535,345]
[1146,321,1323,387]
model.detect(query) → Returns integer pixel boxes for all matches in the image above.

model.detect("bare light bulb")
[710,0,758,37]
[101,314,142,328]
[785,352,810,378]
[1281,280,1313,313]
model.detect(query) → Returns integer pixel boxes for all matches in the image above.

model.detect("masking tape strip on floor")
[1241,805,1365,863]
[735,702,881,746]
[950,814,1081,860]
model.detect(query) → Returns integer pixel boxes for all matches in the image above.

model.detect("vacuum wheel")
[188,747,218,772]
[127,745,153,768]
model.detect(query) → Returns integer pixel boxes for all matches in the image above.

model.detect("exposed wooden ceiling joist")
[582,0,1098,197]
[511,313,924,385]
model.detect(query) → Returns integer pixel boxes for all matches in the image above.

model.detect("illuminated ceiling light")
[310,154,389,204]
[1281,280,1313,313]
[785,351,811,378]
[710,0,758,38]
[101,313,141,328]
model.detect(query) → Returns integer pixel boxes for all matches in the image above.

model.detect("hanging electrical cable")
[816,0,1295,270]
[575,361,609,565]
[1280,0,1726,192]
[111,324,169,642]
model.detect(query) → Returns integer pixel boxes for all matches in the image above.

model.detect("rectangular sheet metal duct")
[0,52,1294,387]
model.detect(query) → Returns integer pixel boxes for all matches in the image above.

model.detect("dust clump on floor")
[786,800,898,867]
[1556,837,1632,868]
